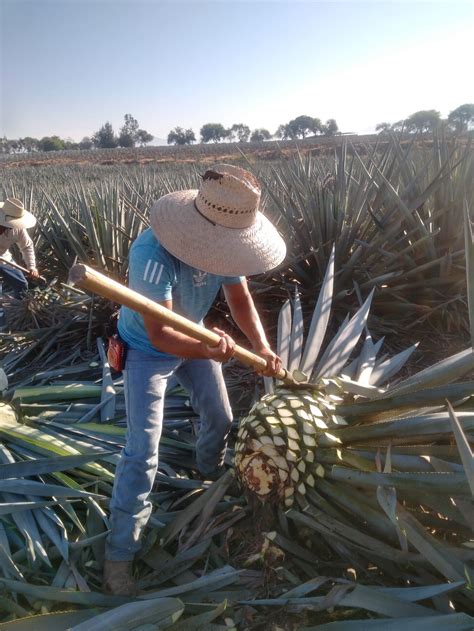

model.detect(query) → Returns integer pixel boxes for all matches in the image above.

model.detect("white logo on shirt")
[143,259,164,284]
[193,271,208,287]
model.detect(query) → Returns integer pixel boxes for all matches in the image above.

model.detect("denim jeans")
[105,348,233,561]
[0,264,28,299]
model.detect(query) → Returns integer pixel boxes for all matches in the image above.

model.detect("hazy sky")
[1,0,473,142]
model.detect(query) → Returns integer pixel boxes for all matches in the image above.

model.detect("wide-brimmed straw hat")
[150,164,286,276]
[0,198,36,230]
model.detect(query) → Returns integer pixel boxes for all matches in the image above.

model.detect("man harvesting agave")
[104,164,286,595]
[0,198,40,298]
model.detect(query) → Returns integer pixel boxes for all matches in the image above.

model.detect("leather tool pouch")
[106,309,127,372]
[107,334,127,372]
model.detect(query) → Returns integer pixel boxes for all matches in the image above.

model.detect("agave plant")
[257,133,474,335]
[235,247,474,612]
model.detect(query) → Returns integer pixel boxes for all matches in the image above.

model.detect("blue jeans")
[105,348,233,561]
[0,264,28,299]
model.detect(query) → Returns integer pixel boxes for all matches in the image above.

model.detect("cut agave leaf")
[70,597,184,631]
[288,287,304,372]
[277,299,292,369]
[313,290,374,380]
[300,245,335,375]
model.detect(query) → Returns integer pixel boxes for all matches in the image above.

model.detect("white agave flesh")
[302,421,317,435]
[296,409,311,421]
[289,399,305,409]
[287,439,300,452]
[287,427,300,441]
[303,435,317,447]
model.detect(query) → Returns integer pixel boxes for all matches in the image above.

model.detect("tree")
[0,137,10,153]
[93,122,118,148]
[324,119,339,136]
[287,115,322,139]
[376,122,392,134]
[79,137,93,150]
[406,109,441,133]
[391,120,406,133]
[447,103,474,133]
[20,137,39,152]
[250,128,272,142]
[275,124,292,140]
[137,129,154,146]
[63,138,80,150]
[167,127,196,145]
[228,124,250,142]
[38,136,65,151]
[118,114,140,147]
[200,123,227,143]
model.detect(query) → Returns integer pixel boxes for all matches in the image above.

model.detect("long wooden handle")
[0,257,47,283]
[68,263,296,385]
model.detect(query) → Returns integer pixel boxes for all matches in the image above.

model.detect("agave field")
[0,133,474,629]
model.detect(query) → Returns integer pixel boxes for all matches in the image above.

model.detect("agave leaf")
[330,467,470,495]
[0,544,25,581]
[0,610,103,630]
[139,567,240,601]
[303,613,474,630]
[70,597,184,631]
[242,582,440,616]
[0,577,131,607]
[0,480,103,498]
[446,400,474,496]
[336,382,474,419]
[369,344,418,387]
[277,299,292,369]
[161,471,233,545]
[97,337,116,422]
[300,245,335,375]
[0,452,111,479]
[0,596,30,621]
[169,599,227,631]
[288,287,304,372]
[383,348,474,398]
[12,384,102,403]
[314,290,374,380]
[395,505,469,584]
[355,330,376,385]
[464,203,474,348]
[341,583,447,618]
[0,423,114,480]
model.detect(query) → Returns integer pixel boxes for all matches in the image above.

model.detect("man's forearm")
[229,296,270,351]
[147,325,209,359]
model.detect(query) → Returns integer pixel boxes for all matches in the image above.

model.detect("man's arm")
[16,229,38,276]
[223,279,281,376]
[143,300,235,362]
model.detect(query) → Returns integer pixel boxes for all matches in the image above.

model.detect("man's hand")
[254,345,282,378]
[29,268,39,279]
[202,327,236,362]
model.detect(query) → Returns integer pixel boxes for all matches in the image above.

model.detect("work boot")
[103,559,137,597]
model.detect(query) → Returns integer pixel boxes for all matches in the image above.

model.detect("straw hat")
[150,164,286,276]
[0,198,36,230]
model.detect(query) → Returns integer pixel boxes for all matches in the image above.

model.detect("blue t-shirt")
[118,228,243,358]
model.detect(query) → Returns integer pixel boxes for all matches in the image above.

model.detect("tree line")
[1,105,473,155]
[0,114,153,154]
[376,104,474,134]
[167,116,339,145]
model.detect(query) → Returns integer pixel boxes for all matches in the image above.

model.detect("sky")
[0,0,473,142]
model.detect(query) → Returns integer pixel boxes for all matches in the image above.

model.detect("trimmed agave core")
[235,388,333,506]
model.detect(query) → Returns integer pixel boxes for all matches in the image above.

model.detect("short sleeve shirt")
[118,228,243,358]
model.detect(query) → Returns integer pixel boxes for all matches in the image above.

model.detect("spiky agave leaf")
[235,251,474,608]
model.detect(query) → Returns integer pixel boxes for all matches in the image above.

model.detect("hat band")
[193,201,216,227]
